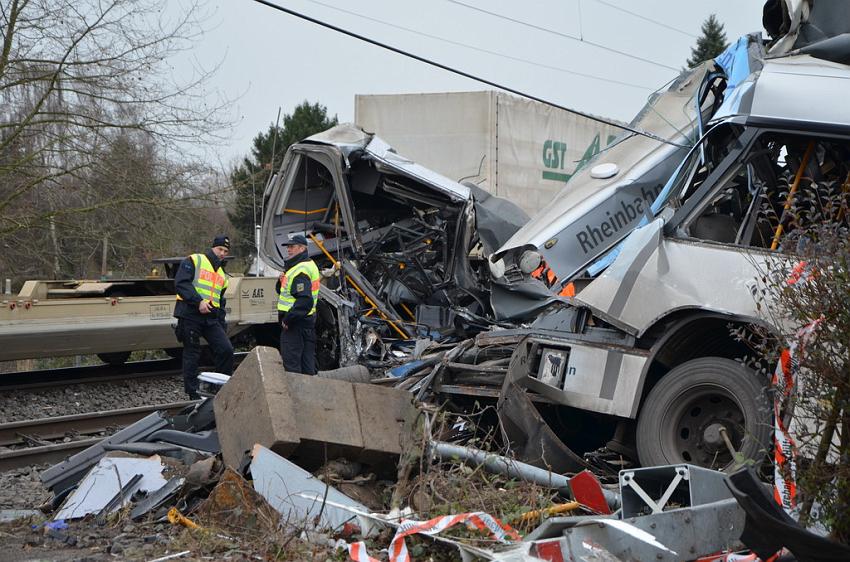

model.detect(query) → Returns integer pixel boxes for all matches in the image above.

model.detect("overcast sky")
[176,0,767,166]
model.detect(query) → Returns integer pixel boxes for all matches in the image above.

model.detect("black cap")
[281,234,308,246]
[212,235,230,250]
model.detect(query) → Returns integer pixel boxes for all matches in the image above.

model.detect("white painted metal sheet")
[575,221,773,336]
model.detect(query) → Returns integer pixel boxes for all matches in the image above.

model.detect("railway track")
[0,401,197,471]
[0,352,246,391]
[0,351,245,470]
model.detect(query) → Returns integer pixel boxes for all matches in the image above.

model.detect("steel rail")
[0,402,196,447]
[0,401,197,471]
[0,438,103,472]
[0,360,181,390]
[0,352,247,391]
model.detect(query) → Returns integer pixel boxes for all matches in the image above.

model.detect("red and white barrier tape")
[786,260,814,286]
[696,548,789,562]
[348,540,381,562]
[348,511,520,562]
[771,265,821,517]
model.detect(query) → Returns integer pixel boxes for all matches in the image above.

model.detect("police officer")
[173,235,234,399]
[276,234,320,375]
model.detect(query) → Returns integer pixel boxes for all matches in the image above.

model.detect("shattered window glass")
[683,131,850,249]
[658,123,744,213]
[273,154,337,236]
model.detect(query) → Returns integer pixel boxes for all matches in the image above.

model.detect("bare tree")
[0,0,232,282]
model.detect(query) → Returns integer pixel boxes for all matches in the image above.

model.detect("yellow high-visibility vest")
[278,259,320,315]
[176,253,228,308]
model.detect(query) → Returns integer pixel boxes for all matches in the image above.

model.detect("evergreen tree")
[228,102,337,259]
[686,14,729,68]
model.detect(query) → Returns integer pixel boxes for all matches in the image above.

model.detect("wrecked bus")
[486,25,850,469]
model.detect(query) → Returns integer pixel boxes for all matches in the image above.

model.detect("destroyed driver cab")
[259,124,527,371]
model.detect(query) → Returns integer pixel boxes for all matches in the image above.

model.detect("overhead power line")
[302,0,654,90]
[592,0,698,39]
[446,0,679,71]
[250,0,687,147]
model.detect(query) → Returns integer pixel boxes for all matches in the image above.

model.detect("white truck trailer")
[354,91,623,215]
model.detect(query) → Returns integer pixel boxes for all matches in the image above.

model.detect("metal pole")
[255,225,263,276]
[430,441,620,510]
[771,141,815,250]
[101,234,108,278]
[4,279,10,295]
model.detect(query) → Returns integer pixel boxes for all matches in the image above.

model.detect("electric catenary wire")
[446,0,680,71]
[592,0,698,39]
[249,0,687,148]
[302,0,655,89]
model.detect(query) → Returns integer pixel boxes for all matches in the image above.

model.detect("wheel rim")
[316,319,339,370]
[658,384,747,469]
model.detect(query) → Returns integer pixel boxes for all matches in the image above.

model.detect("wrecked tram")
[258,18,850,475]
[259,124,529,371]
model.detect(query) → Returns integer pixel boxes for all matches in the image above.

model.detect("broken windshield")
[653,122,745,214]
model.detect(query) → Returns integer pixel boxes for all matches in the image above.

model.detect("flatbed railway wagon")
[0,274,280,365]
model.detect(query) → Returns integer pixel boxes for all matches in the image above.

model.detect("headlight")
[519,250,542,274]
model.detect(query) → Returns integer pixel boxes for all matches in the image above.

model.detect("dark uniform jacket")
[173,249,227,324]
[275,250,315,326]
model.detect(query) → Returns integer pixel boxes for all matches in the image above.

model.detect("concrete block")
[214,345,417,471]
[214,346,300,468]
[284,372,364,469]
[353,382,417,464]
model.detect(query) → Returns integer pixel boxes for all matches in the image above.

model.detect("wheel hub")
[668,391,746,468]
[702,423,727,448]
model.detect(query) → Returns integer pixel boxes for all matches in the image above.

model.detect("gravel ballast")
[0,375,187,424]
[0,464,50,510]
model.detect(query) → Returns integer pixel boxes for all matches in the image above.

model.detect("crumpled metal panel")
[497,338,588,473]
[302,122,370,156]
[467,183,529,254]
[251,444,372,533]
[490,277,564,321]
[574,219,771,337]
[746,56,850,128]
[364,135,470,202]
[497,383,588,474]
[765,0,807,55]
[766,0,850,61]
[528,498,745,562]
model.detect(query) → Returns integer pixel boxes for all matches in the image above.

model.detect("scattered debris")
[54,454,167,520]
[250,444,373,534]
[7,337,843,560]
[0,509,40,523]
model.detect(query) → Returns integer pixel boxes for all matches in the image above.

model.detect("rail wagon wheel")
[97,351,132,366]
[636,357,771,471]
[315,300,340,371]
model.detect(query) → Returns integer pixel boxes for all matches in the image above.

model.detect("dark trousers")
[179,317,234,398]
[280,316,317,375]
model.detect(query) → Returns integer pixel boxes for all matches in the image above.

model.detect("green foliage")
[0,0,230,285]
[686,14,729,68]
[228,102,338,258]
[751,176,850,542]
